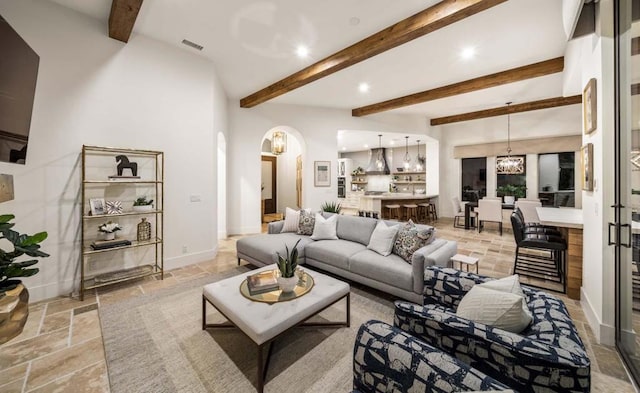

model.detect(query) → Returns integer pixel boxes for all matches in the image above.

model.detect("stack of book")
[90,239,132,250]
[247,270,279,295]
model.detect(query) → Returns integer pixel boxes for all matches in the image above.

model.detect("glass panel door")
[615,0,640,385]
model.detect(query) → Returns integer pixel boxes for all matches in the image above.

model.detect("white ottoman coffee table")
[202,265,350,393]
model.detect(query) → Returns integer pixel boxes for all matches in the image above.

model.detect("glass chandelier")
[496,103,524,174]
[403,136,411,169]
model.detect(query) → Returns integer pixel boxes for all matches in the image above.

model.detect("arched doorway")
[260,127,305,224]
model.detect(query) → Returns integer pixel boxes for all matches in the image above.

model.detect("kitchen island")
[359,193,438,219]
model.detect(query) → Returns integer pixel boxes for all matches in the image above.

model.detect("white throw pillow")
[456,286,532,333]
[367,221,400,256]
[310,213,338,240]
[478,274,533,323]
[281,207,301,233]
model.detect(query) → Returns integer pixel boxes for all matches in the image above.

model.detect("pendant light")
[271,130,287,155]
[415,139,424,171]
[403,136,411,169]
[496,102,524,174]
[376,134,384,169]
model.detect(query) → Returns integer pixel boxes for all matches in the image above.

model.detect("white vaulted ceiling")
[48,0,570,118]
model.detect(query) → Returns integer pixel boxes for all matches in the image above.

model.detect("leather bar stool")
[403,204,418,222]
[427,203,438,221]
[386,205,401,220]
[417,203,430,222]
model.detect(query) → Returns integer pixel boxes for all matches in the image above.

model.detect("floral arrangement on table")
[98,221,122,234]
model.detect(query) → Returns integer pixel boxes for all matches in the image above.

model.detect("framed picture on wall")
[583,78,597,134]
[314,161,331,187]
[581,143,594,191]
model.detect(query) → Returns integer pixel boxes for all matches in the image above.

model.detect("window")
[538,152,575,207]
[461,158,486,201]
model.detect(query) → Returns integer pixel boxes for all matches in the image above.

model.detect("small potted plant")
[496,184,526,205]
[276,239,301,293]
[321,201,342,214]
[133,196,154,212]
[98,221,122,240]
[0,214,49,345]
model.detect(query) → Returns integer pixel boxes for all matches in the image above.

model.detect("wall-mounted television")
[0,15,39,165]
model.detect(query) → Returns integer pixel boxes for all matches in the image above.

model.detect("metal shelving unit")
[80,145,164,300]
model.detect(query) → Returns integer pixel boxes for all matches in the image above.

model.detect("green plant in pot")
[276,239,301,293]
[321,201,342,214]
[0,214,49,345]
[496,184,526,204]
[133,196,154,212]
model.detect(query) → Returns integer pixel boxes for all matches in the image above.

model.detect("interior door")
[614,0,640,385]
[261,156,277,214]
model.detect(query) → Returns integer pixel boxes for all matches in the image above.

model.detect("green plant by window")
[321,201,342,214]
[496,184,526,198]
[0,214,49,297]
[133,196,154,206]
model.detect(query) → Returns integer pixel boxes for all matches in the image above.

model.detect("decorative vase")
[0,282,29,345]
[133,205,153,212]
[504,196,516,205]
[103,232,116,241]
[137,218,151,241]
[277,276,298,293]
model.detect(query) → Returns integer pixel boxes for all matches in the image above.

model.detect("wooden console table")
[536,207,583,300]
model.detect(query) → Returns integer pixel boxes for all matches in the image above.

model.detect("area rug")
[99,266,395,393]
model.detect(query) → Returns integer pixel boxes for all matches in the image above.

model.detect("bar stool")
[386,205,401,220]
[428,203,438,221]
[403,204,418,222]
[417,203,430,223]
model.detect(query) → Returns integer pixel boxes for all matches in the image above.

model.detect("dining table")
[464,201,515,230]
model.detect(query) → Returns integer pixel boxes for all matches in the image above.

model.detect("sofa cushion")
[281,207,301,233]
[297,210,316,235]
[305,239,366,270]
[349,250,413,291]
[456,285,532,333]
[367,221,400,256]
[310,213,338,240]
[393,220,436,262]
[237,233,313,265]
[479,274,532,324]
[336,215,378,245]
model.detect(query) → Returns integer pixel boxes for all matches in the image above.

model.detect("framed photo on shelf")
[314,161,331,187]
[105,200,123,215]
[581,143,594,191]
[583,78,597,134]
[89,198,106,216]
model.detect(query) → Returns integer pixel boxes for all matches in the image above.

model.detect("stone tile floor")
[0,219,636,392]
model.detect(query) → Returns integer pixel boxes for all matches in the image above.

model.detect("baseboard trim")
[165,248,218,270]
[581,287,615,346]
[228,226,262,236]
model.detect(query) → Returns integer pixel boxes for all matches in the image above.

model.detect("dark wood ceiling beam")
[109,0,144,43]
[633,83,640,96]
[632,37,640,56]
[352,57,565,117]
[239,0,508,108]
[430,95,582,126]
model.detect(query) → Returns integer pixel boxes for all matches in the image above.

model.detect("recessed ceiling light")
[364,144,368,148]
[460,47,476,60]
[390,140,395,145]
[342,147,347,151]
[296,45,309,58]
[358,83,370,93]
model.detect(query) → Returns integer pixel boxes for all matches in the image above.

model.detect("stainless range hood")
[365,148,390,175]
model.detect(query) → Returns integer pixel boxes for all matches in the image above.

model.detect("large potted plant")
[496,184,526,205]
[276,239,301,293]
[0,214,49,345]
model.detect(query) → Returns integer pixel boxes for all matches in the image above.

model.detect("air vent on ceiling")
[181,39,203,51]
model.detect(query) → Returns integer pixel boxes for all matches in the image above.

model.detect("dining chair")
[477,199,503,235]
[451,196,474,228]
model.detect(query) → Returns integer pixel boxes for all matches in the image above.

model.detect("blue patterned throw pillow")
[392,220,435,263]
[297,209,316,235]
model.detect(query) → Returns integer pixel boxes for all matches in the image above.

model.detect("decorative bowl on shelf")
[415,189,426,194]
[396,168,404,172]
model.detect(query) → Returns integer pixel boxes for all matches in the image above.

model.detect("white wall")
[227,103,428,234]
[0,0,228,301]
[429,105,582,218]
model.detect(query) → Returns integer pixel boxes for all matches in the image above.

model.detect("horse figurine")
[115,155,138,177]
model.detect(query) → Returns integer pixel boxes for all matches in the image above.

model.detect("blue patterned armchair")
[352,320,512,393]
[393,266,590,393]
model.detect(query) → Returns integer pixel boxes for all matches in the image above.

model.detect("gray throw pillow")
[392,220,435,263]
[297,210,316,236]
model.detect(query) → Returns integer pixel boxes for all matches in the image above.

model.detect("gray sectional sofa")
[236,214,457,304]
